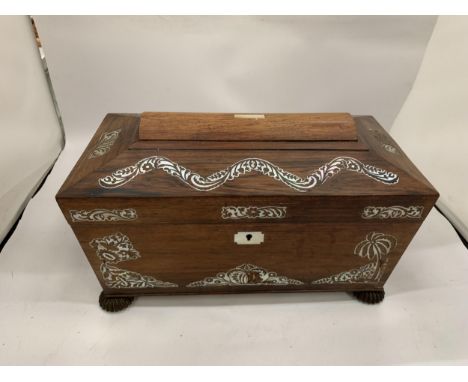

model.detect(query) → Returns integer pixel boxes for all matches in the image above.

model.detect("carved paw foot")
[99,291,134,312]
[353,290,385,304]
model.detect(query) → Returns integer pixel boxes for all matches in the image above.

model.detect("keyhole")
[246,234,253,241]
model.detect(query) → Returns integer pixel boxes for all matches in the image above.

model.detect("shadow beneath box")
[132,290,355,308]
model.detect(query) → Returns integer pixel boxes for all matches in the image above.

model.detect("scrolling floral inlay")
[187,263,304,287]
[361,206,424,219]
[221,206,287,219]
[89,232,177,289]
[311,232,397,284]
[98,156,399,191]
[70,208,137,222]
[88,129,121,158]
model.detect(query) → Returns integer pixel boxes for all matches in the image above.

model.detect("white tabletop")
[0,137,467,365]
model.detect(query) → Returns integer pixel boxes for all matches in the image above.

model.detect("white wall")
[34,16,436,142]
[0,16,63,245]
[391,16,468,240]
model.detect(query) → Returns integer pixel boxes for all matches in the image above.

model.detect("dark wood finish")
[69,221,421,292]
[58,149,435,198]
[58,113,139,193]
[353,290,385,304]
[57,195,436,225]
[129,139,368,151]
[99,292,134,312]
[139,112,358,141]
[56,112,439,311]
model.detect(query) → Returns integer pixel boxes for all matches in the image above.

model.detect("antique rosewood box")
[56,112,438,312]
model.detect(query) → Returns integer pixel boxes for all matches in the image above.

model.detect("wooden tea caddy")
[56,112,438,312]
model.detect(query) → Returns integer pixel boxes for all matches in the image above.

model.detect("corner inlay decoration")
[361,206,424,219]
[382,144,397,154]
[221,206,287,219]
[368,128,399,155]
[70,208,137,222]
[88,129,121,158]
[98,156,399,191]
[311,232,397,284]
[89,232,177,288]
[186,263,304,287]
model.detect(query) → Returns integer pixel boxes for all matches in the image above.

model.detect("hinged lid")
[138,112,357,141]
[56,114,438,201]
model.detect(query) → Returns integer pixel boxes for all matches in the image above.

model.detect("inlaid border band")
[70,208,137,222]
[98,156,399,191]
[221,206,287,219]
[361,206,423,219]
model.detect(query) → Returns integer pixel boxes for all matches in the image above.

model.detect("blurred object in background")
[0,16,63,250]
[391,16,468,243]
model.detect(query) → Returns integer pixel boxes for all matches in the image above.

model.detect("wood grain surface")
[56,113,439,298]
[139,112,357,141]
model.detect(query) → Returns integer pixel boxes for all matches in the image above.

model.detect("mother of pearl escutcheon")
[234,231,264,245]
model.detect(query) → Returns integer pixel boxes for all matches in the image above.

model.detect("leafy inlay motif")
[221,206,287,219]
[70,208,137,222]
[89,232,177,288]
[98,156,399,191]
[88,129,121,158]
[187,263,304,287]
[311,232,397,284]
[361,206,424,219]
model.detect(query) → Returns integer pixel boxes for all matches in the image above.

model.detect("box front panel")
[70,218,424,295]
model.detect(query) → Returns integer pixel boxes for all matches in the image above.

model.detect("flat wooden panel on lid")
[138,112,357,141]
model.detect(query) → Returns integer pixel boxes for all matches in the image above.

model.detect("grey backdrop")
[35,16,436,141]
